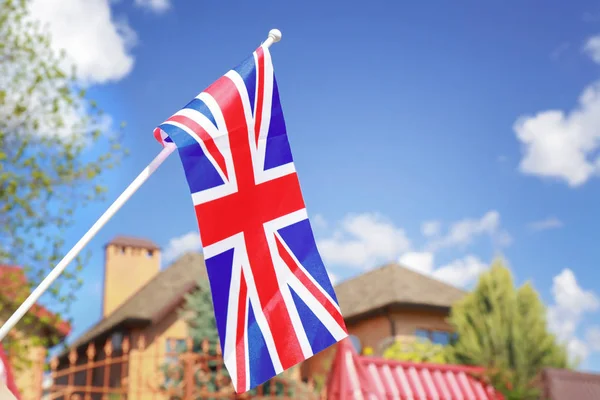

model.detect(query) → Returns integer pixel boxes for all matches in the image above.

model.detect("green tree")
[446,259,570,400]
[0,0,126,364]
[382,337,449,364]
[181,278,220,348]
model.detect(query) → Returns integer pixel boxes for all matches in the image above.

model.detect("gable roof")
[0,265,71,338]
[541,368,600,400]
[333,263,467,320]
[326,338,503,400]
[66,252,206,352]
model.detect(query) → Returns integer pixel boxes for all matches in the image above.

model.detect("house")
[0,265,71,399]
[325,337,503,399]
[53,235,466,398]
[301,263,466,380]
[53,236,205,397]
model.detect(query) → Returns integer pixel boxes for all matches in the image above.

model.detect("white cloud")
[585,326,600,352]
[164,231,202,263]
[514,35,600,187]
[527,217,563,232]
[29,0,137,84]
[317,213,411,269]
[427,210,511,251]
[421,221,441,237]
[547,269,600,362]
[399,251,435,275]
[433,255,488,287]
[312,214,328,230]
[318,211,506,286]
[567,338,589,363]
[135,0,171,13]
[584,35,600,64]
[399,251,487,288]
[514,80,600,187]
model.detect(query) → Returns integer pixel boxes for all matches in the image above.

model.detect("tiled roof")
[327,338,503,400]
[334,264,467,320]
[541,368,600,400]
[64,252,206,352]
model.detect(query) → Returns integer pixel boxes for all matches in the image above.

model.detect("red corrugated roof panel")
[362,357,503,400]
[327,338,504,400]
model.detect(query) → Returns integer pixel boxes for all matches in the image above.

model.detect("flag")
[153,44,348,392]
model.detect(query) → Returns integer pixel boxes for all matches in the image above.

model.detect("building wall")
[103,243,160,318]
[301,307,454,380]
[2,328,46,400]
[12,342,45,400]
[128,305,189,400]
[48,313,188,400]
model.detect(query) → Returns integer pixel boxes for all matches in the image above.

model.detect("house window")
[414,329,454,345]
[111,332,124,351]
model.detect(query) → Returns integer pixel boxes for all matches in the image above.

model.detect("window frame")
[414,328,456,345]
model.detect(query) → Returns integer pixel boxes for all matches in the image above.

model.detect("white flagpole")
[0,29,282,342]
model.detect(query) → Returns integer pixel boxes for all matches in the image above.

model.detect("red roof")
[0,266,71,337]
[327,338,504,400]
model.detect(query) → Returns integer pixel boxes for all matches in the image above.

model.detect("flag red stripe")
[168,114,229,180]
[275,236,347,331]
[153,128,164,146]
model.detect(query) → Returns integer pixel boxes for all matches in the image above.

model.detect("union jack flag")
[154,44,348,392]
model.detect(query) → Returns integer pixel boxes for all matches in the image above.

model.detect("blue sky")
[27,0,600,369]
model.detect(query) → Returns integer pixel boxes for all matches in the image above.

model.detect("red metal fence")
[21,336,321,400]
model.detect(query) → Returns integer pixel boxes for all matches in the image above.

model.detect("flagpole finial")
[268,29,282,43]
[264,29,282,48]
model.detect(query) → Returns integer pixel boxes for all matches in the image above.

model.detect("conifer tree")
[447,259,570,400]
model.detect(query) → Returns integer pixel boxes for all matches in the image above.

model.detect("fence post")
[183,337,194,399]
[127,335,145,400]
[31,347,46,400]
